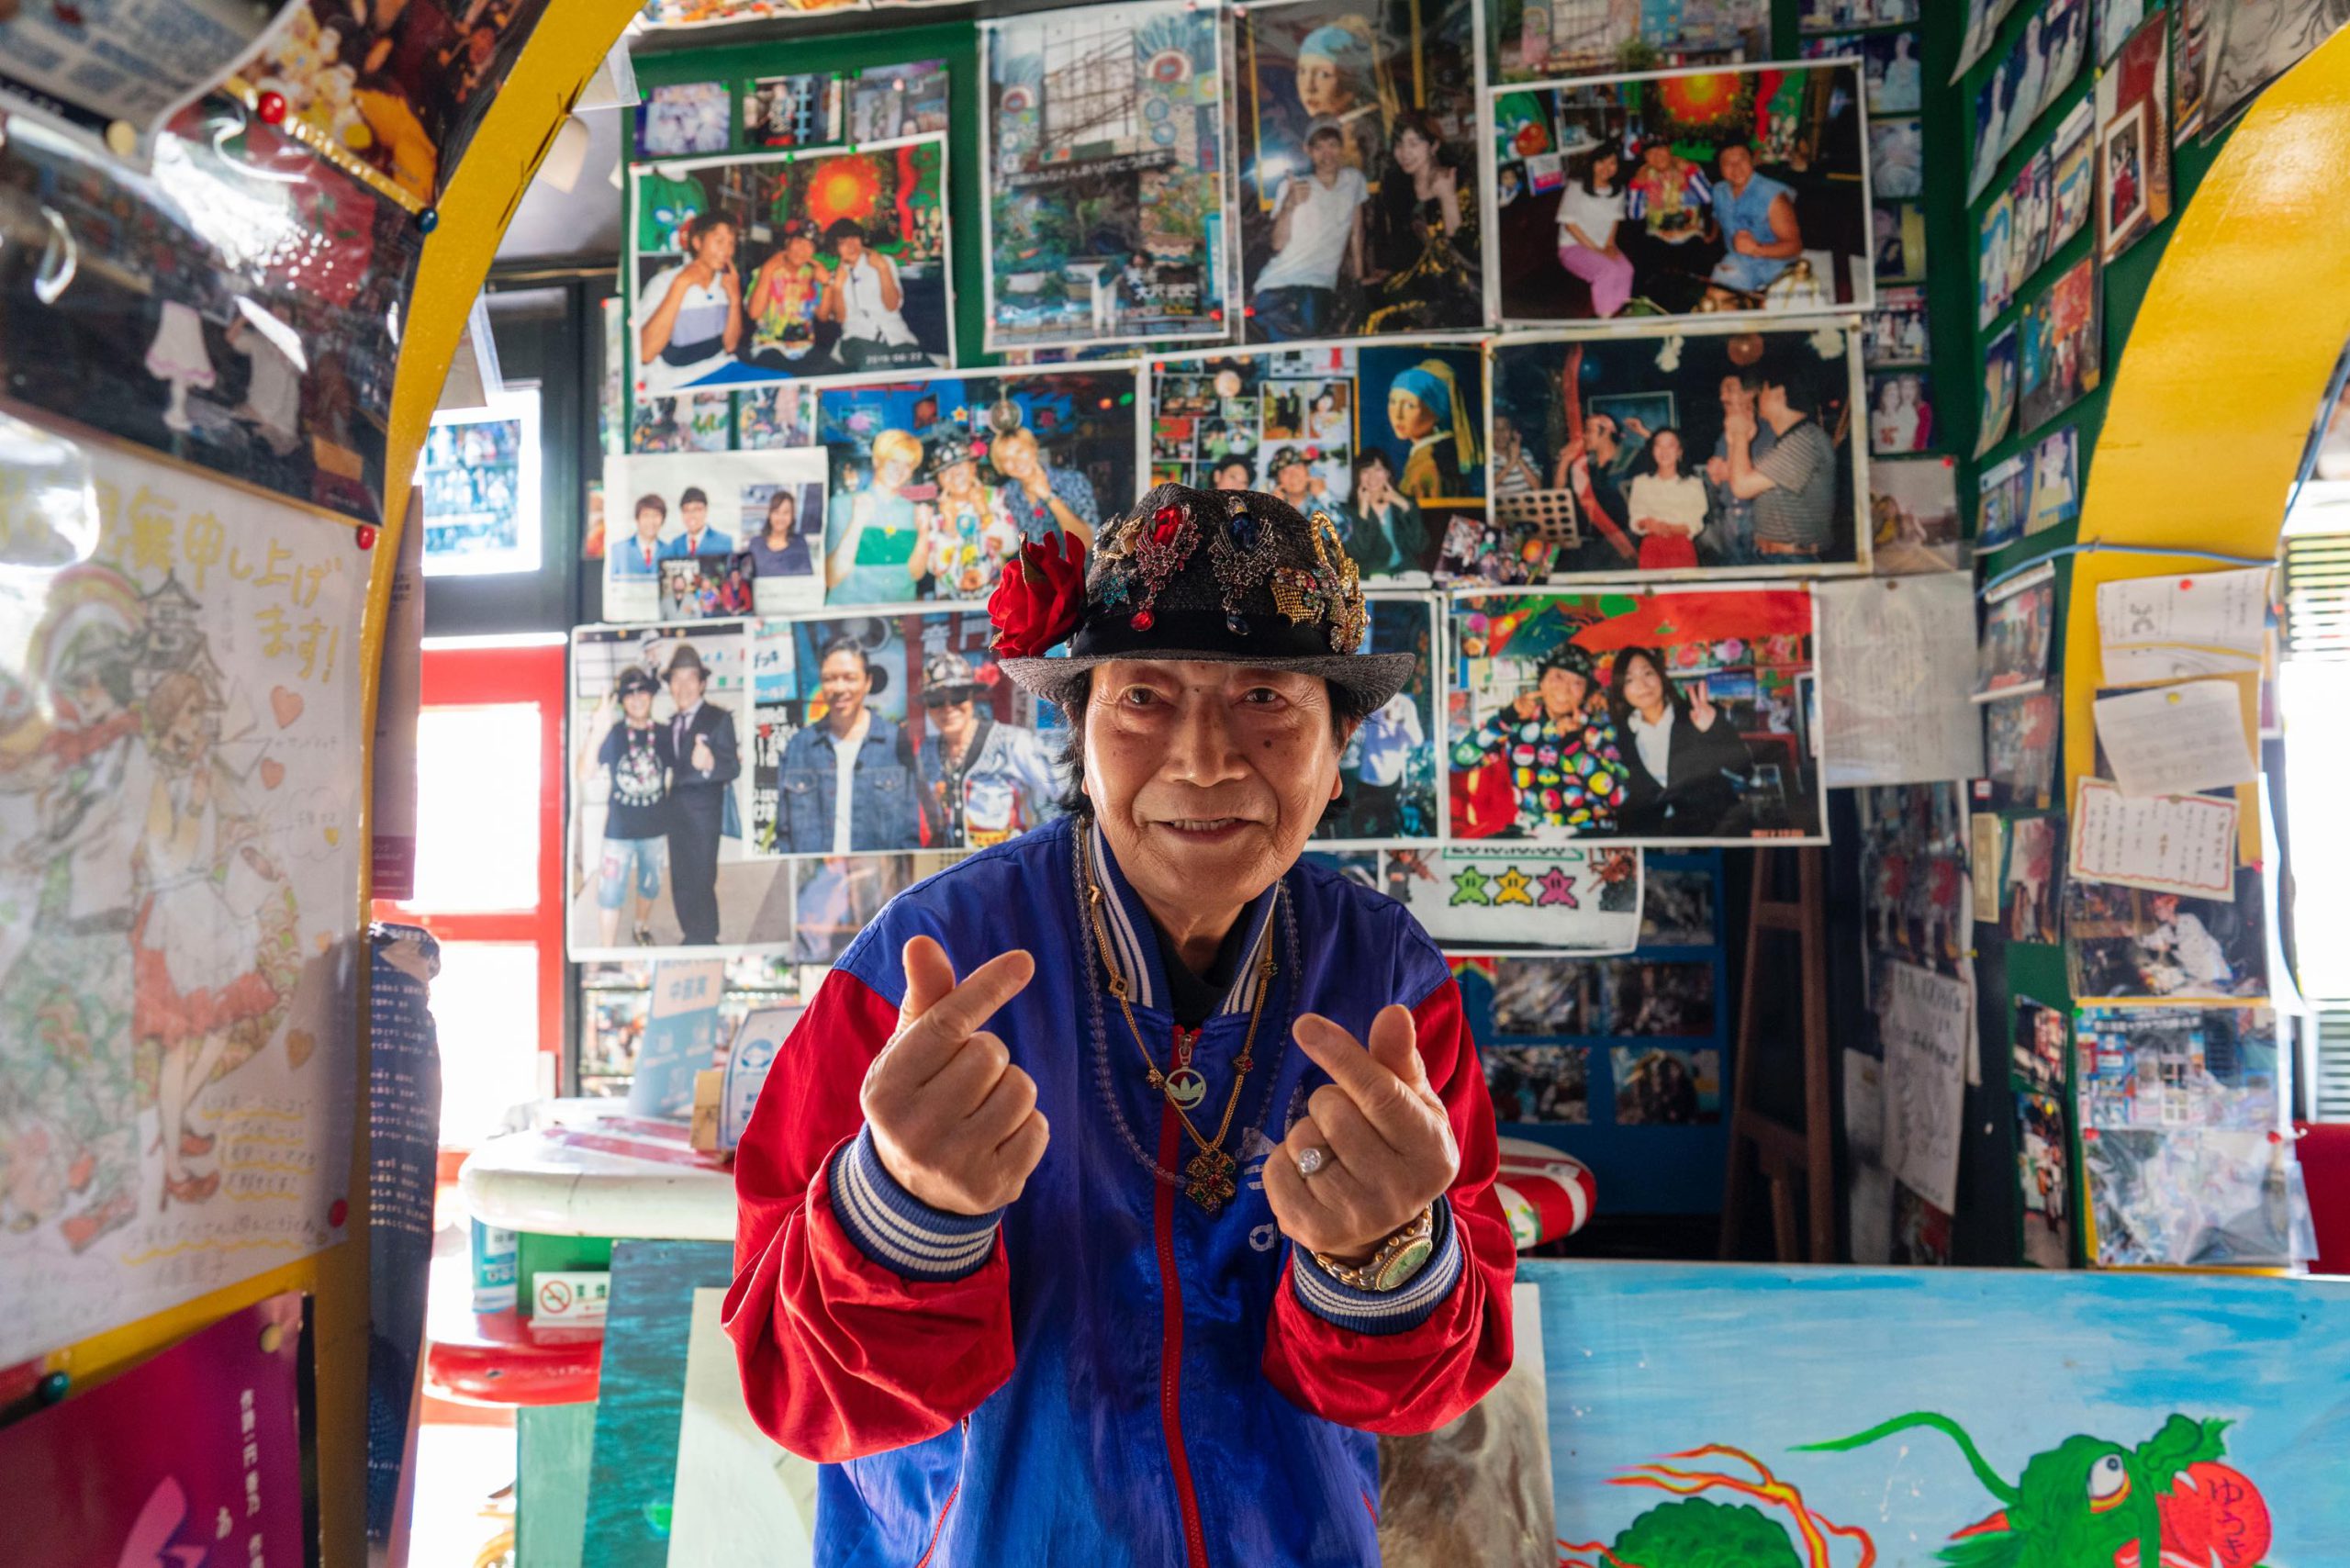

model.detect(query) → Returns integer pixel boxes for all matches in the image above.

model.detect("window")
[380,640,565,1146]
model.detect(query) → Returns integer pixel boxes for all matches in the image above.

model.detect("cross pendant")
[1184,1148,1237,1213]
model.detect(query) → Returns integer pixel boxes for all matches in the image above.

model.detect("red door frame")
[380,640,568,1137]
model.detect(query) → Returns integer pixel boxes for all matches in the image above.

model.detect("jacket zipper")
[1156,1089,1212,1568]
[912,1417,969,1568]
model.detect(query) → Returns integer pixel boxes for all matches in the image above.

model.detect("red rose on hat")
[990,531,1089,658]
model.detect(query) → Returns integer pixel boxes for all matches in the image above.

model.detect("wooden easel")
[1719,846,1835,1263]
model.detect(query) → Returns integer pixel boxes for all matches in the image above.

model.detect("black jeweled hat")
[993,482,1416,713]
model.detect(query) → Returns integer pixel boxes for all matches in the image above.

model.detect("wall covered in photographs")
[749,609,1068,857]
[1308,846,1645,953]
[1486,323,1870,581]
[814,365,1142,606]
[980,0,1230,352]
[1486,62,1872,326]
[1234,0,1485,342]
[1147,339,1485,585]
[1448,587,1822,846]
[569,622,789,960]
[1449,850,1729,1214]
[605,449,830,622]
[630,137,954,396]
[1966,0,2089,200]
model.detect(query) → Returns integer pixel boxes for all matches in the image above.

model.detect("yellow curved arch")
[2064,23,2350,852]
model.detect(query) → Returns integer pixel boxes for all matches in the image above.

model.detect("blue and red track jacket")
[723,816,1514,1566]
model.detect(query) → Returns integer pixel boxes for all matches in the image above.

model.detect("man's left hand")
[1265,1006,1459,1265]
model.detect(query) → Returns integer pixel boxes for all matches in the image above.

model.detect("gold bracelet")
[1311,1205,1436,1294]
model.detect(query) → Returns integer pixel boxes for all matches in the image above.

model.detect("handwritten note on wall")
[2092,680,2256,797]
[2068,778,2240,898]
[1818,575,1986,787]
[2096,567,2270,685]
[1878,959,1972,1214]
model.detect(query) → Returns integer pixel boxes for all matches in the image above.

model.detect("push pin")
[354,524,377,551]
[257,90,288,127]
[36,1371,67,1406]
[418,207,440,234]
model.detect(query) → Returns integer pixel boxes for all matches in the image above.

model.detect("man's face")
[1590,414,1618,455]
[1307,133,1344,176]
[668,669,705,710]
[995,433,1039,481]
[934,694,976,743]
[1644,144,1673,174]
[1759,383,1790,423]
[1718,146,1753,186]
[1276,461,1310,498]
[1719,375,1753,415]
[682,500,708,535]
[635,507,664,543]
[1539,666,1588,720]
[821,651,869,722]
[1084,659,1345,919]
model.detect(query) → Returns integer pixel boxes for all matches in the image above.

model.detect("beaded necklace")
[1073,827,1297,1214]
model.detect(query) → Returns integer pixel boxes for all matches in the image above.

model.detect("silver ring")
[1296,1148,1326,1178]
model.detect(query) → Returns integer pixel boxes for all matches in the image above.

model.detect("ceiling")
[497,106,625,266]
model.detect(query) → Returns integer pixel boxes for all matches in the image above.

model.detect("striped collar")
[1082,819,1281,1018]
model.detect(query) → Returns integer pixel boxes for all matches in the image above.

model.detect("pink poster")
[0,1293,309,1567]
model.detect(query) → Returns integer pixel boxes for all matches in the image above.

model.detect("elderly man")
[912,651,1062,849]
[727,486,1512,1566]
[1449,644,1628,836]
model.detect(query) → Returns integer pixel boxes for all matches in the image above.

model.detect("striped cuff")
[1291,1197,1464,1336]
[828,1127,1002,1282]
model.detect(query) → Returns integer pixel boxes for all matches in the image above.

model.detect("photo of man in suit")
[661,644,740,943]
[658,486,735,560]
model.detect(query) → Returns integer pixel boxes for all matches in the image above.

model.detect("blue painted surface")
[1524,1260,2350,1564]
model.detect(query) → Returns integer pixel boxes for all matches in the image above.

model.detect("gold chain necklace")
[1080,832,1275,1213]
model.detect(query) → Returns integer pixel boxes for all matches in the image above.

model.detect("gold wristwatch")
[1312,1206,1436,1293]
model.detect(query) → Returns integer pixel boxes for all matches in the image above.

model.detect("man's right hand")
[861,936,1046,1215]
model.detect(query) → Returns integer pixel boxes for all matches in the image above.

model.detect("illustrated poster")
[0,431,364,1368]
[1315,846,1644,955]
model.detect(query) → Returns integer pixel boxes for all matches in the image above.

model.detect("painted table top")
[459,1099,735,1242]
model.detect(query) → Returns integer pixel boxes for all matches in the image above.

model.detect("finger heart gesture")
[861,936,1048,1216]
[1263,1006,1457,1264]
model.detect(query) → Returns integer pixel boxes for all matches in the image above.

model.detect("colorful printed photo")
[1487,324,1867,581]
[2018,254,2103,434]
[1866,457,1964,575]
[1148,341,1484,584]
[1448,587,1823,846]
[1494,0,1764,81]
[1968,0,2089,201]
[1610,1045,1722,1124]
[1974,562,2056,701]
[748,611,1068,857]
[638,81,733,158]
[1484,1044,1593,1124]
[2098,17,2174,263]
[981,1,1230,351]
[1802,29,1924,114]
[1864,286,1930,366]
[605,449,829,622]
[631,140,953,396]
[814,367,1140,607]
[1866,370,1936,456]
[568,622,788,958]
[1978,325,2020,457]
[2066,873,2269,1001]
[1234,0,1484,341]
[1487,62,1872,325]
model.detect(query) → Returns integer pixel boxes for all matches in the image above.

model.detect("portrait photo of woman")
[1606,646,1755,838]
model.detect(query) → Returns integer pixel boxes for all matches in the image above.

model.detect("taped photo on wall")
[2066,871,2268,1001]
[1447,587,1823,846]
[1147,340,1484,586]
[1484,1045,1593,1124]
[605,449,830,622]
[815,366,1139,607]
[749,610,1069,858]
[980,0,1231,352]
[1233,0,1483,341]
[631,139,953,397]
[1486,324,1869,582]
[1486,61,1872,327]
[1866,456,1964,575]
[569,621,792,960]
